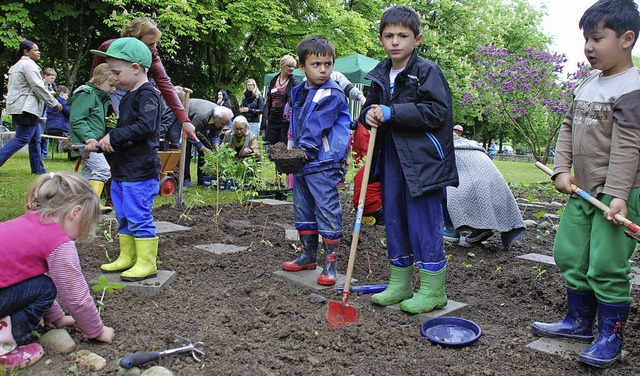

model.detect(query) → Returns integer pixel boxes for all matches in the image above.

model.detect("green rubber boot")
[400,268,448,314]
[121,237,158,282]
[371,265,414,306]
[101,234,136,273]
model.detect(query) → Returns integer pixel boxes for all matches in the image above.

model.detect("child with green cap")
[90,37,162,282]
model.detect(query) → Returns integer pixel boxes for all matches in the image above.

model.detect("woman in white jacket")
[0,40,61,176]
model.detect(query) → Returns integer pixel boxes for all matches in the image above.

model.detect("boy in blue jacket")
[281,36,351,286]
[91,38,162,282]
[359,5,458,314]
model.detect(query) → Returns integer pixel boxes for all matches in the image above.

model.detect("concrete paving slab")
[632,266,640,286]
[517,253,556,265]
[273,267,354,293]
[194,243,248,255]
[374,299,469,320]
[154,221,191,234]
[90,270,176,297]
[249,198,293,207]
[525,337,627,363]
[285,229,298,241]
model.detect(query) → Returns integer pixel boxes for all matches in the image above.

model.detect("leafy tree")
[462,44,592,163]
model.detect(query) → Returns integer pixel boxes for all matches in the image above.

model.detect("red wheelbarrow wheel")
[159,176,177,196]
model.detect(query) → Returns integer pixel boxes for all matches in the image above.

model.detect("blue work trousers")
[383,138,446,271]
[111,178,159,238]
[0,122,46,174]
[293,168,344,240]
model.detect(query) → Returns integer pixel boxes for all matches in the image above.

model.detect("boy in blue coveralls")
[90,38,162,282]
[532,0,640,368]
[281,36,351,286]
[359,5,458,314]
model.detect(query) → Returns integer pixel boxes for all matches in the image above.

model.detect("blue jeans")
[111,178,159,238]
[0,275,57,344]
[0,122,46,174]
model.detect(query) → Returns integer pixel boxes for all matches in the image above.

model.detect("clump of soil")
[267,142,306,174]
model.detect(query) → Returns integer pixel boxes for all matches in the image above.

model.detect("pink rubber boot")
[0,316,44,369]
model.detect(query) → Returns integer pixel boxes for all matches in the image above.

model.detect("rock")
[307,355,321,366]
[553,224,560,231]
[538,221,552,229]
[140,366,174,376]
[68,349,107,371]
[523,220,538,227]
[39,329,76,354]
[549,201,564,207]
[118,366,142,376]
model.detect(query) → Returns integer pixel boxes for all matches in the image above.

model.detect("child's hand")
[553,172,576,195]
[366,105,384,128]
[606,198,628,225]
[84,138,100,153]
[98,134,114,153]
[53,315,76,328]
[96,326,114,343]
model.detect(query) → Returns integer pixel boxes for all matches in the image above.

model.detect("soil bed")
[27,190,640,375]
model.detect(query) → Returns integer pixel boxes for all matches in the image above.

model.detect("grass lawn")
[0,151,553,222]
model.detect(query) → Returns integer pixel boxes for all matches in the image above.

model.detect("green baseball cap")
[90,37,152,68]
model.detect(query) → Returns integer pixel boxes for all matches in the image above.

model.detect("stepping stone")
[517,253,556,265]
[154,221,191,234]
[375,299,469,320]
[194,243,247,255]
[632,266,640,287]
[90,270,176,297]
[525,337,628,362]
[249,198,293,207]
[273,267,354,293]
[285,229,298,241]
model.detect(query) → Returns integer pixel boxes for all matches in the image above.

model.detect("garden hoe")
[328,126,378,329]
[119,334,205,369]
[535,162,640,240]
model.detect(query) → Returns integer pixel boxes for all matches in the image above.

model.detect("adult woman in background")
[239,78,264,137]
[0,41,61,176]
[216,89,232,110]
[91,17,197,141]
[262,55,299,146]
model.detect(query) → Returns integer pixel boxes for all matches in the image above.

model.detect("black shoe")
[0,173,5,177]
[183,180,195,187]
[467,229,493,243]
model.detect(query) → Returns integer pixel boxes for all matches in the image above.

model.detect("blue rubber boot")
[532,289,597,342]
[282,232,318,271]
[579,302,629,368]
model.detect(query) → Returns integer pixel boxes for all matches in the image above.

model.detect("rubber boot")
[371,265,414,306]
[0,316,44,369]
[317,238,339,286]
[282,231,318,271]
[532,289,597,342]
[89,180,113,214]
[101,234,137,273]
[579,302,629,368]
[400,268,448,314]
[121,237,158,282]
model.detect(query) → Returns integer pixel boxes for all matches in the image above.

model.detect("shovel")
[535,162,640,240]
[119,334,205,369]
[328,126,378,329]
[175,88,193,206]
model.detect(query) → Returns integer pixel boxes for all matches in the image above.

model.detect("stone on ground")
[90,270,177,297]
[67,349,106,371]
[273,267,353,292]
[39,329,76,354]
[194,243,247,254]
[140,366,173,375]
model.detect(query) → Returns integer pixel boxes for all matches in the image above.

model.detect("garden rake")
[119,334,205,369]
[328,126,378,328]
[535,162,640,240]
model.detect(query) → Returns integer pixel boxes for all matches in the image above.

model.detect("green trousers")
[554,190,640,304]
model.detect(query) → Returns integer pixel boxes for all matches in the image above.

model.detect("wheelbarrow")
[119,335,205,369]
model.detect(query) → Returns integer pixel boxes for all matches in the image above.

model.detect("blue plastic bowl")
[420,317,482,347]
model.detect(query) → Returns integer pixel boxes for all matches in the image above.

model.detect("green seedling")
[446,253,453,263]
[531,265,547,281]
[535,211,547,220]
[462,262,473,268]
[467,252,475,258]
[492,265,503,278]
[379,237,387,247]
[91,275,126,315]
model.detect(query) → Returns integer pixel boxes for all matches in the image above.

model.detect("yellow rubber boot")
[89,180,113,214]
[121,237,158,282]
[101,234,136,273]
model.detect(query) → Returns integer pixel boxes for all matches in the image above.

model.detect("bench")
[41,134,68,159]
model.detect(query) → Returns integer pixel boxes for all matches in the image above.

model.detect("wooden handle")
[342,126,377,299]
[175,89,192,205]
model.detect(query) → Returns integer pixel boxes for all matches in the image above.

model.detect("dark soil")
[267,143,306,174]
[27,189,640,376]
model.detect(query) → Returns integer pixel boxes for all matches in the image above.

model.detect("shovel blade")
[328,300,358,329]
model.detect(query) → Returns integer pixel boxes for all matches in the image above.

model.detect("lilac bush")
[462,43,591,162]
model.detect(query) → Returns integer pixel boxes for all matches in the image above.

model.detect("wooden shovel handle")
[535,162,640,233]
[342,126,377,303]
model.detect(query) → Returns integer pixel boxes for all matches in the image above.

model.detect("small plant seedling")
[492,265,502,278]
[531,265,547,281]
[462,262,473,268]
[446,253,453,263]
[535,211,547,220]
[91,275,126,315]
[379,237,387,247]
[467,252,475,258]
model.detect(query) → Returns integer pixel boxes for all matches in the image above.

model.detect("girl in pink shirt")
[0,171,114,369]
